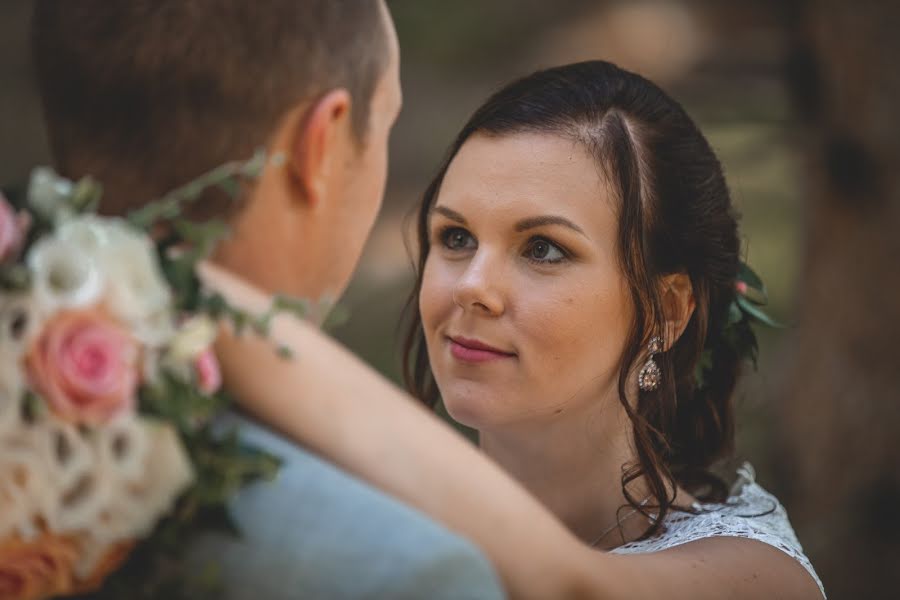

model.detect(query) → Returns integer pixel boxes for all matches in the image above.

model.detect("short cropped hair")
[31,0,389,215]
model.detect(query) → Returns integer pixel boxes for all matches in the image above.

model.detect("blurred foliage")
[391,0,592,71]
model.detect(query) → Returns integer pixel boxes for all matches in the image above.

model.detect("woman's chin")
[441,388,506,431]
[443,400,483,429]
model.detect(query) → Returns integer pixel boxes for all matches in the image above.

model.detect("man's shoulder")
[184,411,505,600]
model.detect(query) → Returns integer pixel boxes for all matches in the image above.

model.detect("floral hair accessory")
[695,260,784,390]
[0,151,317,599]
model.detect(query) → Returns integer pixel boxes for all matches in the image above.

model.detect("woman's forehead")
[436,132,616,228]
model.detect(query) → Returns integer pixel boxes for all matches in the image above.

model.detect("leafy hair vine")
[694,261,784,390]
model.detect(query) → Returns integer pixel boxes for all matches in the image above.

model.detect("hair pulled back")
[403,61,741,537]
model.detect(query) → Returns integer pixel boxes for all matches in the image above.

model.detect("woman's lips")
[448,336,515,363]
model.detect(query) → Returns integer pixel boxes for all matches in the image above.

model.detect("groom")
[31,1,503,599]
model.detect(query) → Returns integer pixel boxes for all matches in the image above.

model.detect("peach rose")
[26,310,139,427]
[70,539,135,596]
[0,534,78,600]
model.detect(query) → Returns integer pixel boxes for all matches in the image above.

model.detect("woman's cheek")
[517,287,583,369]
[419,258,453,336]
[519,276,623,394]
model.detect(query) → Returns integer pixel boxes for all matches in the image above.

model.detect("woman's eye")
[440,227,476,251]
[525,238,567,264]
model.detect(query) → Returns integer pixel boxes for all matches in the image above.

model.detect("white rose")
[91,420,193,543]
[0,292,43,356]
[0,466,31,540]
[0,349,24,438]
[72,534,114,580]
[94,415,148,485]
[2,419,108,535]
[27,167,74,223]
[167,315,217,364]
[54,215,116,260]
[131,307,177,350]
[27,236,104,315]
[98,221,172,337]
[137,421,194,516]
[0,435,60,540]
[34,417,95,493]
[159,315,217,385]
[58,217,175,345]
[142,348,162,385]
[52,470,113,534]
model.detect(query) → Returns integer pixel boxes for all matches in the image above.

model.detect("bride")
[201,61,825,599]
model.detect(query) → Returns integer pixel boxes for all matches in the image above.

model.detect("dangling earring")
[638,336,664,392]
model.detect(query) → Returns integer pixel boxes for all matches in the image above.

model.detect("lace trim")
[610,464,825,598]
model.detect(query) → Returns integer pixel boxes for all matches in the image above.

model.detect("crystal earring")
[638,336,664,392]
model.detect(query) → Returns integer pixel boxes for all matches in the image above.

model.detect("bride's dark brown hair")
[402,61,741,538]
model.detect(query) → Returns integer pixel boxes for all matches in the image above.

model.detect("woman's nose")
[451,250,506,316]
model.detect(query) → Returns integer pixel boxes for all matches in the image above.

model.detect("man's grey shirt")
[185,412,505,600]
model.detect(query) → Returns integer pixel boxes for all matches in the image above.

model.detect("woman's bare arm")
[198,262,823,600]
[198,262,589,598]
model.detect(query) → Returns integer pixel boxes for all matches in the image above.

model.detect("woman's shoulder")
[611,463,825,598]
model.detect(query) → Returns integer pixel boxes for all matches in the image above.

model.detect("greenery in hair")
[695,261,783,390]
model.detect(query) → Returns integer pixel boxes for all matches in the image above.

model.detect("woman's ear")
[660,272,695,349]
[285,88,352,207]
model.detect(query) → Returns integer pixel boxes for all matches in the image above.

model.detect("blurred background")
[2,1,897,597]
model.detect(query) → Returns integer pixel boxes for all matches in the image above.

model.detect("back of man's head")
[31,0,389,216]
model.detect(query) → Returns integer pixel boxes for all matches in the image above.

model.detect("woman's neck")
[478,398,654,550]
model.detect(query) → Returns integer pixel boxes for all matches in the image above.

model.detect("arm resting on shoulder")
[198,262,823,600]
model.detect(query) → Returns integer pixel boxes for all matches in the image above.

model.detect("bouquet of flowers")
[0,153,293,599]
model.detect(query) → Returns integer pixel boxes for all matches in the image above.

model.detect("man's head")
[32,0,402,300]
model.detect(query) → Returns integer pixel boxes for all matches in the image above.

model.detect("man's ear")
[287,88,352,206]
[660,272,695,349]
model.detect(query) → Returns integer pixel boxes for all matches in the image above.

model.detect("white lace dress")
[610,464,826,598]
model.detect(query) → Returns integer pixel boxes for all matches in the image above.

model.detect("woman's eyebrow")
[430,205,468,225]
[515,215,586,237]
[431,207,587,237]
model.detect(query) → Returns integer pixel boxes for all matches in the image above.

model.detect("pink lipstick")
[448,336,515,363]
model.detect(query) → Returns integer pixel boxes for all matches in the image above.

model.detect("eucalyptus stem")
[127,149,269,229]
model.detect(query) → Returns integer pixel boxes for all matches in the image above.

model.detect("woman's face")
[420,132,634,431]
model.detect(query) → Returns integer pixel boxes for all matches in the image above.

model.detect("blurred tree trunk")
[778,0,900,597]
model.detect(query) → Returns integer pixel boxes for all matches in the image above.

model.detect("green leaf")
[173,218,230,259]
[70,176,104,213]
[737,261,764,291]
[190,503,242,538]
[22,391,46,422]
[748,334,760,369]
[216,178,242,199]
[0,265,31,291]
[161,252,203,311]
[323,304,350,330]
[726,300,743,326]
[272,294,312,319]
[126,149,267,229]
[737,261,769,305]
[736,295,784,328]
[139,373,229,433]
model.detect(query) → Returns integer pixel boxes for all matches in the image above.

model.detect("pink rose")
[735,280,748,295]
[0,193,30,263]
[194,348,221,395]
[26,310,140,426]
